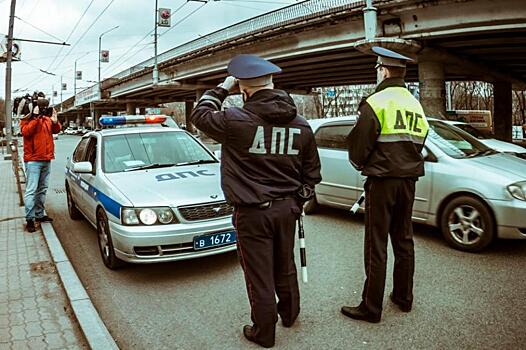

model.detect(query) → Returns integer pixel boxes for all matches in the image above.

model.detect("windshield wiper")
[124,163,176,172]
[466,149,497,158]
[175,159,217,166]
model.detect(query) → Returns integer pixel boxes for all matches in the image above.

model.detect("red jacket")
[20,116,61,161]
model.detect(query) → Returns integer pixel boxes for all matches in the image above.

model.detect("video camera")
[13,91,53,118]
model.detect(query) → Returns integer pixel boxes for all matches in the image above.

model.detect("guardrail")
[110,0,365,80]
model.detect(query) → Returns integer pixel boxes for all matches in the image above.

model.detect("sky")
[0,0,299,103]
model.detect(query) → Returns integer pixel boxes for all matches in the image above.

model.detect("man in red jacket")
[20,99,61,232]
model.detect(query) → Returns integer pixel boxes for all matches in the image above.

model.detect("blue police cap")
[227,54,282,79]
[372,46,413,68]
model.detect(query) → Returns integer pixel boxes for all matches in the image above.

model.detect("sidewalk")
[0,161,88,349]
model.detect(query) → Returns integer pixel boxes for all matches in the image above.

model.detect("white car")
[65,115,236,269]
[306,117,526,252]
[444,120,526,160]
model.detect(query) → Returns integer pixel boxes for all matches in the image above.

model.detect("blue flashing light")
[99,115,127,126]
[98,114,167,127]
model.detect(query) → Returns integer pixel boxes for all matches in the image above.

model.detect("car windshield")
[453,123,486,139]
[102,131,216,173]
[428,121,496,159]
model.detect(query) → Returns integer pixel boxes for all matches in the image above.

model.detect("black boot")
[243,325,274,348]
[390,293,412,312]
[340,305,381,323]
[26,220,36,233]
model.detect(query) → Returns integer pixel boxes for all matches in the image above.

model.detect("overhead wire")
[50,0,117,71]
[102,0,192,76]
[46,0,97,71]
[14,15,65,42]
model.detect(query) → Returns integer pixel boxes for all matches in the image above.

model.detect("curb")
[41,222,119,350]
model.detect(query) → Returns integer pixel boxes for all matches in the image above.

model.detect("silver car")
[65,123,236,269]
[306,117,526,252]
[444,120,526,160]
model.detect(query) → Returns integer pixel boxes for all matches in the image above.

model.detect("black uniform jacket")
[347,78,426,178]
[191,87,322,206]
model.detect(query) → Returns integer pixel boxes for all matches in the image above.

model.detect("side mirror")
[73,161,93,174]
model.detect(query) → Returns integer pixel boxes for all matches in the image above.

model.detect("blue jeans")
[24,161,51,221]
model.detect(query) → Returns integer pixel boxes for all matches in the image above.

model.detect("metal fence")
[111,0,365,80]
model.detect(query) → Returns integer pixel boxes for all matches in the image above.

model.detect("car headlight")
[507,181,526,201]
[139,209,157,225]
[121,207,178,225]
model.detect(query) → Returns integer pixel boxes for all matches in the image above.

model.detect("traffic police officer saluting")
[191,54,321,348]
[342,47,429,323]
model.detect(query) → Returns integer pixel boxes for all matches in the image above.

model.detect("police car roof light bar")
[99,115,167,126]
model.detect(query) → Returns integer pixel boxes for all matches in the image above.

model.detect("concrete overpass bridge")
[57,0,526,140]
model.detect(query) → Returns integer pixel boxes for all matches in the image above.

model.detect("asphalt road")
[44,135,526,350]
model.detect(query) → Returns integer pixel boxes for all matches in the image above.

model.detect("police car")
[65,115,236,269]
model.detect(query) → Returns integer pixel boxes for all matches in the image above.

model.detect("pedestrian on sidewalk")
[191,54,321,348]
[342,47,429,323]
[20,93,61,232]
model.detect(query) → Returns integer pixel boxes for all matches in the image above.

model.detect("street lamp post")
[4,0,17,154]
[153,0,159,85]
[98,26,119,90]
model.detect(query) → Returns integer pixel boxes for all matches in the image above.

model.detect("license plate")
[193,230,237,250]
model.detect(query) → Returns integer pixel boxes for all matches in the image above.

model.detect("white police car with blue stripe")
[65,115,236,269]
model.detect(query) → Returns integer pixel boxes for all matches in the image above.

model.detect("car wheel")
[66,185,82,220]
[97,209,124,270]
[303,195,319,215]
[440,196,495,252]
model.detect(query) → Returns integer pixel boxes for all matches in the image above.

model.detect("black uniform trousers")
[233,199,301,347]
[360,177,416,316]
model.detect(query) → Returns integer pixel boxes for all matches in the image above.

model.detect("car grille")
[177,201,233,221]
[133,241,235,257]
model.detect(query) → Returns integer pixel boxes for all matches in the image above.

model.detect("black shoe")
[36,216,53,223]
[26,220,36,233]
[282,320,293,328]
[390,293,412,312]
[341,305,381,323]
[243,325,274,348]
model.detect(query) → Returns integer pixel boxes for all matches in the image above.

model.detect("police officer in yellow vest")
[342,47,429,323]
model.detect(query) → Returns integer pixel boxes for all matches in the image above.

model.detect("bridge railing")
[111,0,364,80]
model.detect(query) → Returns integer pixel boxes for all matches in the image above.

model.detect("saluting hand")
[218,76,239,93]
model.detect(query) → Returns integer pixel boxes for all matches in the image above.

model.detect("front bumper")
[108,216,237,263]
[488,198,526,239]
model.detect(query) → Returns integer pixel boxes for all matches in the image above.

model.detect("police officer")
[342,47,429,323]
[190,54,321,348]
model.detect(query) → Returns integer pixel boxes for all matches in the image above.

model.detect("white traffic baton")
[350,191,365,214]
[298,212,308,283]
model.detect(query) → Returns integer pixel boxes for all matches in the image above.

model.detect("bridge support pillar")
[493,81,512,142]
[139,107,146,115]
[418,61,446,118]
[126,103,137,115]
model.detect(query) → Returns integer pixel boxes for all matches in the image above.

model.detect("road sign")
[158,8,171,27]
[100,50,109,63]
[61,83,67,91]
[326,89,335,97]
[76,71,82,80]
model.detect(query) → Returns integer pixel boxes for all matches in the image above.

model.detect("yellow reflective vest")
[348,78,429,178]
